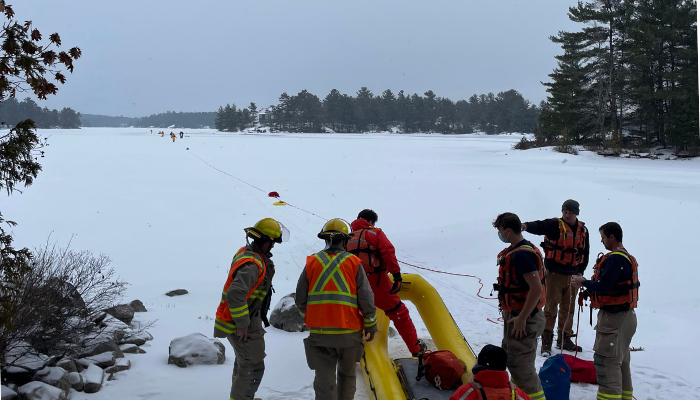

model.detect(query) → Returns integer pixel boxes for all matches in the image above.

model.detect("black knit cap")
[473,344,507,372]
[562,199,580,215]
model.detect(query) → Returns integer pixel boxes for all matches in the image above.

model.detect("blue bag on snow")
[538,354,571,400]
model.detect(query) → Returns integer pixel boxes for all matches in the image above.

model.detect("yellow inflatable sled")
[360,273,477,400]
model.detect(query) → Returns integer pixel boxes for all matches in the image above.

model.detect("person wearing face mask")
[521,199,590,356]
[213,218,289,400]
[492,212,546,400]
[571,222,638,400]
[296,218,378,400]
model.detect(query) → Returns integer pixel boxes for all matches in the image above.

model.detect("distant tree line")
[215,89,540,134]
[80,111,216,128]
[0,97,81,129]
[537,0,698,149]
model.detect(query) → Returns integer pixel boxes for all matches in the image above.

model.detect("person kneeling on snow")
[450,345,529,400]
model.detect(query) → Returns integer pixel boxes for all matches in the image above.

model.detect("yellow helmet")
[244,218,289,243]
[318,218,351,240]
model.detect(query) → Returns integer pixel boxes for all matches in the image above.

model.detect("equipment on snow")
[538,354,571,400]
[562,354,597,384]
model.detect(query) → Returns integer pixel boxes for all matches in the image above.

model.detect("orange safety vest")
[541,219,587,266]
[457,382,528,400]
[304,251,364,334]
[347,228,382,274]
[590,249,639,309]
[214,246,267,335]
[496,242,546,313]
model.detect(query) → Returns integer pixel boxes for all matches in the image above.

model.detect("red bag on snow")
[418,350,466,390]
[563,354,597,384]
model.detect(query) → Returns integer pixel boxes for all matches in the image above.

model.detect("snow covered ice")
[4,128,700,399]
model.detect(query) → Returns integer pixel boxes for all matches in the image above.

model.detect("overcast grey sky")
[23,0,579,117]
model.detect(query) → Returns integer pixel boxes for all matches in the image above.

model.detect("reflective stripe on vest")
[304,251,363,333]
[543,219,586,266]
[214,246,267,335]
[591,250,639,309]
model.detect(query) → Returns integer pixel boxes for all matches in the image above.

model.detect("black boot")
[541,331,553,357]
[556,334,583,352]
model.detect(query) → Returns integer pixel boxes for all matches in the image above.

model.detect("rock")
[68,372,83,392]
[104,359,131,374]
[76,351,116,369]
[104,304,135,325]
[130,299,147,312]
[81,364,104,394]
[4,342,49,386]
[93,312,107,325]
[167,333,225,368]
[107,373,116,382]
[120,330,153,346]
[119,344,138,354]
[33,367,70,395]
[620,153,630,158]
[270,293,307,333]
[17,382,67,400]
[55,359,77,374]
[669,155,678,160]
[388,327,397,338]
[1,385,17,400]
[137,348,147,354]
[165,289,188,297]
[677,151,690,157]
[44,278,86,315]
[80,340,124,359]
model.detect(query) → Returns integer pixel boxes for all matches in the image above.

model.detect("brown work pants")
[502,310,546,400]
[594,309,637,400]
[544,270,576,337]
[304,338,364,400]
[227,334,266,400]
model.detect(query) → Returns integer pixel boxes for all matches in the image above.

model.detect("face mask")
[498,231,510,243]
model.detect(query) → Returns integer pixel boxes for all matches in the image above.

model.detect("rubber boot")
[556,334,583,352]
[541,331,553,357]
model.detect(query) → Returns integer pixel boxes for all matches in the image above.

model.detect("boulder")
[76,351,116,369]
[270,293,307,333]
[119,344,139,354]
[104,304,135,325]
[68,372,83,392]
[167,333,225,368]
[1,385,17,400]
[388,327,397,338]
[80,340,124,359]
[81,364,104,394]
[104,359,131,374]
[55,359,77,374]
[120,331,153,346]
[44,278,86,315]
[4,342,49,386]
[130,299,147,312]
[33,367,70,395]
[165,289,188,297]
[17,382,66,400]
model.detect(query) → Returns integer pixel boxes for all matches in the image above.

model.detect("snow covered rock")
[167,333,225,368]
[17,382,67,400]
[120,330,153,346]
[165,289,188,297]
[55,359,77,374]
[119,344,138,354]
[1,385,17,400]
[270,293,307,333]
[44,278,86,314]
[104,304,135,325]
[130,299,147,312]
[388,327,397,338]
[80,340,124,359]
[68,372,83,392]
[76,351,116,369]
[33,367,70,394]
[105,358,131,374]
[4,342,50,386]
[81,364,104,394]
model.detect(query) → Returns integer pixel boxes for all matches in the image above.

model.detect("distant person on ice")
[492,212,546,400]
[572,222,638,400]
[347,209,426,356]
[179,131,184,138]
[170,133,176,142]
[160,131,164,137]
[296,218,377,400]
[213,218,288,400]
[450,344,530,400]
[521,199,590,356]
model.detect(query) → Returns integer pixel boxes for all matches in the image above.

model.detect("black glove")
[390,273,403,294]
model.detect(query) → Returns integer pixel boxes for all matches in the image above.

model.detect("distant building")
[258,107,274,125]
